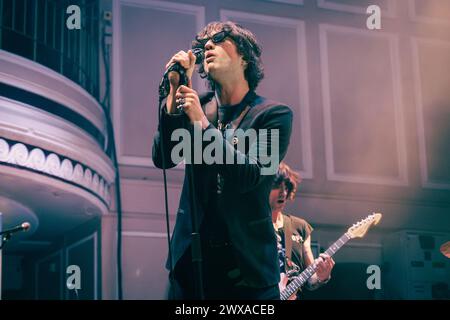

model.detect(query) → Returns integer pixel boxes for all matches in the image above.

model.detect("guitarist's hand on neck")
[315,253,334,283]
[302,237,335,291]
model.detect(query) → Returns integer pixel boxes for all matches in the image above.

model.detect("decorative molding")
[122,231,169,238]
[408,0,450,26]
[0,95,115,183]
[220,9,314,179]
[317,0,396,18]
[35,250,63,300]
[411,37,450,190]
[121,177,182,189]
[113,0,205,168]
[119,155,155,168]
[119,157,186,171]
[65,232,98,300]
[0,138,112,205]
[319,24,408,186]
[262,0,304,5]
[0,50,106,135]
[0,82,105,148]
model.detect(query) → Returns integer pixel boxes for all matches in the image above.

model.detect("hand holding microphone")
[159,48,204,111]
[165,50,197,87]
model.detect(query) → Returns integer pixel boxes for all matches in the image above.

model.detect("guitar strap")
[227,105,251,132]
[203,95,252,196]
[283,215,304,274]
[203,93,252,134]
[204,95,218,126]
[284,215,294,262]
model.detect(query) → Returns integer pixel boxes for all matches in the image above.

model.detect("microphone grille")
[21,222,31,231]
[192,48,204,64]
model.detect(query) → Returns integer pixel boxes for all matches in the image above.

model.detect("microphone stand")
[0,230,16,250]
[184,117,205,300]
[0,222,30,301]
[0,223,30,249]
[0,234,10,250]
[159,64,205,300]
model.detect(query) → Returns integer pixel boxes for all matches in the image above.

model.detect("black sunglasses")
[194,29,232,49]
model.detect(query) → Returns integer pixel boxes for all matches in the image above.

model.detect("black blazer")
[152,92,293,288]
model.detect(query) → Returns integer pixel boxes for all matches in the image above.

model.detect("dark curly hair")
[272,162,302,201]
[191,21,264,91]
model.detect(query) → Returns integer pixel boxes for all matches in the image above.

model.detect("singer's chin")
[205,66,219,77]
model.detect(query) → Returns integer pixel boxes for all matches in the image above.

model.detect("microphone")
[0,222,31,236]
[159,48,204,99]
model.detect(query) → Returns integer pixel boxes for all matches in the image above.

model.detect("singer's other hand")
[176,85,209,129]
[165,50,196,87]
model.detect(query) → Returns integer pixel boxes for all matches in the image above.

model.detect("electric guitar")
[279,213,382,300]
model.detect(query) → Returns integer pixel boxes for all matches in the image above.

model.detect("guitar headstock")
[347,213,382,239]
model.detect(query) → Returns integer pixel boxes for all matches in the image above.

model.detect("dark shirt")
[201,90,257,243]
[218,90,256,125]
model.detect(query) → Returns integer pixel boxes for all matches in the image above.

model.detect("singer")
[152,21,293,299]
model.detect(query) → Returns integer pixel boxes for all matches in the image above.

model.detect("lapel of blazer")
[235,94,263,130]
[284,215,294,261]
[202,92,263,131]
[203,95,218,127]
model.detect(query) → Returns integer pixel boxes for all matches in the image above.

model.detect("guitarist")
[271,162,335,299]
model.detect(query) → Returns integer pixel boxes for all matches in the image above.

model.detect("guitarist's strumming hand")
[315,253,335,282]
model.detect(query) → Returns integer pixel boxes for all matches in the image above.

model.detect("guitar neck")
[280,232,352,300]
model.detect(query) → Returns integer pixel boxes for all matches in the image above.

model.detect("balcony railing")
[0,0,100,101]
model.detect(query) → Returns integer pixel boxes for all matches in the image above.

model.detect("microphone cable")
[157,94,175,299]
[158,49,204,299]
[101,11,123,300]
